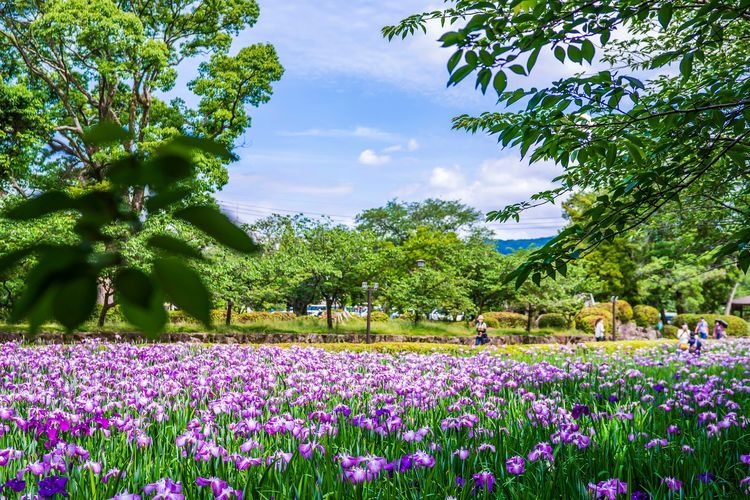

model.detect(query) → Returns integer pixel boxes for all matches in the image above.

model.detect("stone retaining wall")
[0,331,598,346]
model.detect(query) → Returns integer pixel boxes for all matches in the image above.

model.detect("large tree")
[0,0,283,206]
[385,0,750,285]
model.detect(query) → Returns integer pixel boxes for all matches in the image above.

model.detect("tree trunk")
[98,292,114,327]
[526,303,532,333]
[225,300,233,326]
[292,299,310,316]
[325,297,333,330]
[725,281,740,315]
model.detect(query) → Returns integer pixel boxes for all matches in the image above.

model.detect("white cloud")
[407,138,419,151]
[408,156,568,238]
[358,149,391,166]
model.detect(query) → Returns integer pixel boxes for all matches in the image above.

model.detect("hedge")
[633,305,660,327]
[537,313,567,329]
[89,304,126,324]
[672,314,749,337]
[171,310,297,325]
[484,311,527,329]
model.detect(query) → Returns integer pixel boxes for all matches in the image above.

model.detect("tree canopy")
[384,0,750,286]
[0,0,283,207]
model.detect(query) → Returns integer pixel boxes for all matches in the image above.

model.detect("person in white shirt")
[594,318,605,342]
[677,323,690,351]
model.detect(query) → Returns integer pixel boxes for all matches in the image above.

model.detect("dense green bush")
[672,314,749,337]
[484,311,527,329]
[633,305,660,327]
[616,300,634,322]
[662,324,678,339]
[369,311,389,322]
[576,306,613,323]
[578,315,612,335]
[537,313,567,329]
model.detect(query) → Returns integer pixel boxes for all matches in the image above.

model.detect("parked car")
[306,305,326,316]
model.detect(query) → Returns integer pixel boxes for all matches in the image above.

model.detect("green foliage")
[484,311,527,329]
[633,305,660,327]
[0,0,283,197]
[673,314,749,337]
[577,306,614,323]
[537,313,567,329]
[0,128,257,336]
[369,311,389,322]
[385,0,750,286]
[616,299,634,322]
[662,325,679,339]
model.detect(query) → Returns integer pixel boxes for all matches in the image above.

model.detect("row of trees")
[4,195,743,329]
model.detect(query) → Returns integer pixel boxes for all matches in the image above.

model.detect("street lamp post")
[611,296,618,341]
[362,282,379,344]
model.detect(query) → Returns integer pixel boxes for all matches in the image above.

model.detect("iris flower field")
[1,340,750,499]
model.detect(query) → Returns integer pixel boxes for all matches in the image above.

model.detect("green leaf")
[144,154,195,188]
[115,268,155,309]
[145,187,194,213]
[52,275,97,331]
[509,64,526,75]
[116,269,167,337]
[658,4,673,29]
[567,45,582,63]
[448,65,475,86]
[526,47,541,72]
[4,192,75,220]
[531,272,541,286]
[447,49,463,73]
[175,205,258,253]
[83,122,131,145]
[600,29,611,46]
[554,46,565,63]
[581,39,595,63]
[739,250,750,273]
[165,136,232,161]
[152,257,212,327]
[680,52,694,79]
[493,71,508,95]
[147,235,204,259]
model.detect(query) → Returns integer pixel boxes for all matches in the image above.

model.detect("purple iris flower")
[506,455,525,475]
[38,476,69,498]
[571,404,591,419]
[696,472,715,484]
[631,491,649,500]
[661,477,681,491]
[651,383,665,393]
[472,471,495,492]
[455,476,465,488]
[4,478,26,492]
[741,454,750,465]
[588,478,627,499]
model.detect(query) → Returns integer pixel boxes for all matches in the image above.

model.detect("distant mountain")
[493,237,553,254]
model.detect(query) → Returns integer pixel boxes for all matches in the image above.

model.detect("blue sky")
[213,0,569,239]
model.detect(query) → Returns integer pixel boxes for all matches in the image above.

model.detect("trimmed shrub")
[484,311,527,329]
[672,314,749,337]
[168,310,195,324]
[537,313,567,329]
[578,315,612,335]
[633,305,660,327]
[369,311,389,322]
[662,325,678,339]
[616,300,634,322]
[576,306,613,323]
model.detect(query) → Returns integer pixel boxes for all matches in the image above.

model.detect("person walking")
[695,316,709,340]
[713,320,726,340]
[594,318,605,342]
[475,315,488,346]
[677,323,690,352]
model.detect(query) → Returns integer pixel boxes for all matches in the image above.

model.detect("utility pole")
[611,296,618,341]
[362,282,378,344]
